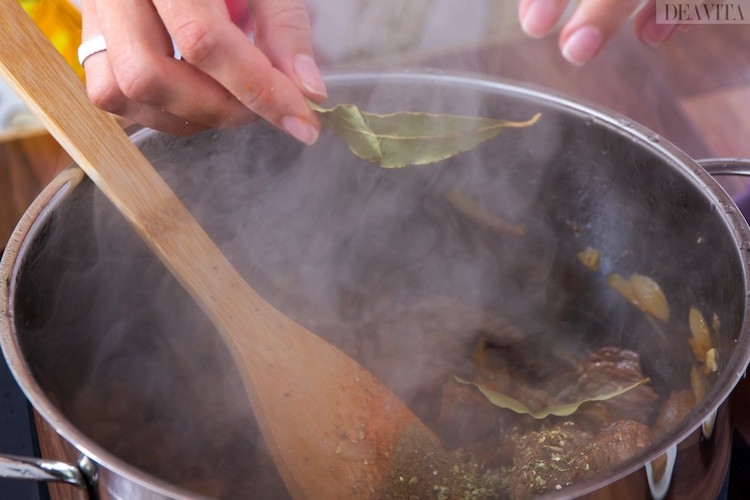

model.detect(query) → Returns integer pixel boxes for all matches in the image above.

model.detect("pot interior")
[5,73,749,498]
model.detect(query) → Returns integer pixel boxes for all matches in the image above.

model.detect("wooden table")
[0,130,69,253]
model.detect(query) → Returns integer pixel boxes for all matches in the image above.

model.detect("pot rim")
[2,69,750,498]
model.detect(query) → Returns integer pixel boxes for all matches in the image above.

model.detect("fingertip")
[637,18,679,46]
[294,53,327,100]
[520,0,562,38]
[555,0,645,65]
[561,25,605,66]
[281,115,320,145]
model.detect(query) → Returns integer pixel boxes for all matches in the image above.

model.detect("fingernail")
[561,25,604,66]
[282,115,319,145]
[639,20,678,46]
[521,0,559,38]
[294,54,327,99]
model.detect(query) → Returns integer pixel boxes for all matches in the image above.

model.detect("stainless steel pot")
[2,72,750,499]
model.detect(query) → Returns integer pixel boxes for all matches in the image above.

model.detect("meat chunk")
[572,347,660,424]
[435,381,500,447]
[506,421,593,498]
[358,296,524,410]
[506,419,652,498]
[652,389,695,437]
[585,420,653,472]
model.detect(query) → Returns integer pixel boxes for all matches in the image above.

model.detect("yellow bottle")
[20,0,83,79]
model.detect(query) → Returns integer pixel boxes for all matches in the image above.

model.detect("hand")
[518,0,679,65]
[80,0,326,143]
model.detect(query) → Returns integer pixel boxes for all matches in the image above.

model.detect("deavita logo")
[656,1,750,23]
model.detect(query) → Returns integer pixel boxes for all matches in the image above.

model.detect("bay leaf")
[453,375,650,420]
[446,188,525,237]
[308,100,541,168]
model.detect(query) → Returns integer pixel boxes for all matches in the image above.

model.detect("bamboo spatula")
[0,2,442,497]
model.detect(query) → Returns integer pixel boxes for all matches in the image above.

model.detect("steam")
[13,65,726,498]
[10,71,570,499]
[15,76,536,495]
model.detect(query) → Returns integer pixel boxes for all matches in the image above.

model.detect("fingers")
[518,0,570,39]
[633,0,680,46]
[152,0,322,144]
[81,0,210,135]
[88,0,256,135]
[83,0,249,135]
[81,0,323,143]
[558,0,643,65]
[519,0,675,66]
[83,47,210,136]
[250,0,328,100]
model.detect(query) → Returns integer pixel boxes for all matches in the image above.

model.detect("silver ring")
[77,35,107,67]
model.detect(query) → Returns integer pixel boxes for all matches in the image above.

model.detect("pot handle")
[698,158,750,176]
[0,453,91,492]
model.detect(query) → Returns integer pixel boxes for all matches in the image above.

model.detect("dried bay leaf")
[308,100,541,168]
[446,188,525,237]
[453,375,650,419]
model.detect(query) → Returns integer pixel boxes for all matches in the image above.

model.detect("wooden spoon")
[0,2,444,498]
